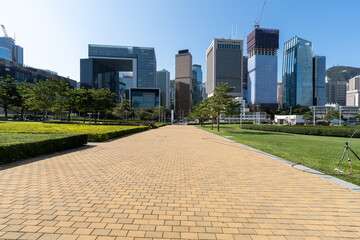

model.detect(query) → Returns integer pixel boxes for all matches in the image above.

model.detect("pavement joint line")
[197,126,360,193]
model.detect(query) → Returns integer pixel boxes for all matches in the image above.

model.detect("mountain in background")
[326,66,360,82]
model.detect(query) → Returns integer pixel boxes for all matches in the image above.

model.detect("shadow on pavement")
[0,144,96,171]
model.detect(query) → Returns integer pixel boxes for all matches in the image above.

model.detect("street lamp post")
[339,106,342,126]
[313,107,316,126]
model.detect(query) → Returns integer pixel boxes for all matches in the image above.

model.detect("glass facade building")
[313,56,326,106]
[247,28,279,106]
[192,64,203,105]
[0,37,23,64]
[130,88,160,108]
[80,44,157,102]
[156,69,170,108]
[282,36,313,107]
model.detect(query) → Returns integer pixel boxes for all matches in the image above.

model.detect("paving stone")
[0,125,360,240]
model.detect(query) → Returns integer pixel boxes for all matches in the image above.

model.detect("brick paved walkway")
[1,125,360,240]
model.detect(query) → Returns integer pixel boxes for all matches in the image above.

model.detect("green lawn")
[0,133,74,146]
[198,124,360,186]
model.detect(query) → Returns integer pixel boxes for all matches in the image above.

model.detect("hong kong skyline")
[1,0,359,81]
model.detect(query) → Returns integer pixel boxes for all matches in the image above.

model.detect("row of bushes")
[0,134,88,165]
[241,124,360,138]
[88,126,149,141]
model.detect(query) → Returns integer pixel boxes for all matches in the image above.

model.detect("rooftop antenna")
[235,24,238,40]
[231,25,234,39]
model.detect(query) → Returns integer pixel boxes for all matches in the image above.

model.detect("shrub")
[0,134,87,165]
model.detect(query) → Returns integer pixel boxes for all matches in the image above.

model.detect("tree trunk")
[217,115,220,132]
[211,118,214,130]
[4,104,8,119]
[20,106,24,119]
[42,109,46,122]
[67,107,71,122]
[83,113,86,124]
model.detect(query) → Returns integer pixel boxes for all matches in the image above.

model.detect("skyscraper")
[156,69,170,108]
[346,76,360,106]
[80,44,159,106]
[192,64,203,105]
[247,28,279,107]
[170,79,175,109]
[206,38,243,98]
[313,56,326,106]
[0,37,23,64]
[282,36,313,107]
[242,56,248,101]
[175,50,192,118]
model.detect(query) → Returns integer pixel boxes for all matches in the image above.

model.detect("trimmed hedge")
[0,134,88,165]
[88,126,149,141]
[241,124,360,138]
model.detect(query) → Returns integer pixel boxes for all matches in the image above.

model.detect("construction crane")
[1,24,16,62]
[254,0,266,28]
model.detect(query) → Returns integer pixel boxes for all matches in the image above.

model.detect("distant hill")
[326,66,360,82]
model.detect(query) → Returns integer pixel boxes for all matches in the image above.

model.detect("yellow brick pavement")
[0,125,360,240]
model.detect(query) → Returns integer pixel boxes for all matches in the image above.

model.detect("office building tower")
[156,69,170,108]
[192,64,203,105]
[80,44,158,106]
[282,36,313,107]
[277,82,282,105]
[247,28,279,107]
[313,56,326,106]
[327,80,347,106]
[0,37,23,64]
[201,82,207,99]
[346,76,360,106]
[175,49,192,118]
[206,38,243,97]
[242,56,248,101]
[170,79,175,109]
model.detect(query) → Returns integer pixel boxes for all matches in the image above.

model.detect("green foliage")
[302,111,313,121]
[210,82,240,131]
[0,75,21,118]
[0,133,87,165]
[324,109,340,121]
[240,124,360,138]
[291,105,311,115]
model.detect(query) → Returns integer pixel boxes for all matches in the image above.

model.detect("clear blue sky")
[1,0,359,82]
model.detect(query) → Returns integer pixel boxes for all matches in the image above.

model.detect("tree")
[26,78,58,121]
[0,75,20,118]
[11,81,31,119]
[291,105,311,115]
[302,111,314,121]
[75,88,94,123]
[113,99,133,120]
[89,88,116,123]
[210,82,240,131]
[52,79,71,120]
[324,109,340,122]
